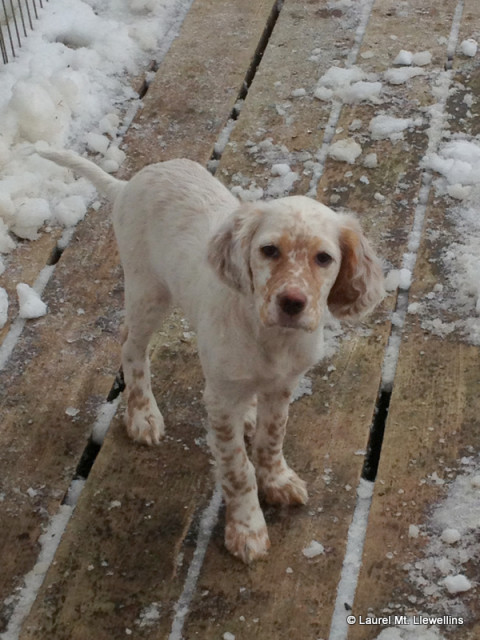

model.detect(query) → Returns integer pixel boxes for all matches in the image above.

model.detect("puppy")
[38,149,384,563]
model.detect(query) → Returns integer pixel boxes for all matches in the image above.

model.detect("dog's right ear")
[208,204,262,293]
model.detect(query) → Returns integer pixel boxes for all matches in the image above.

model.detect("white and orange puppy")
[38,149,384,563]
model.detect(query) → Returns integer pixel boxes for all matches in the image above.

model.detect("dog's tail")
[36,147,126,201]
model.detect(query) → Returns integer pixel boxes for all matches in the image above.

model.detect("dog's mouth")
[263,310,319,332]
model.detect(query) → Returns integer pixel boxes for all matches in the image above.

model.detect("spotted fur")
[37,150,384,563]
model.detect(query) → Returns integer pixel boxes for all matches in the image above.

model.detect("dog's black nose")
[278,291,307,316]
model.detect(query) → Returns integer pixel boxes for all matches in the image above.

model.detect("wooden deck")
[1,1,479,638]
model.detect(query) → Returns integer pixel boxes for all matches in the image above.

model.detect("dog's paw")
[225,520,270,564]
[260,468,308,506]
[126,403,165,446]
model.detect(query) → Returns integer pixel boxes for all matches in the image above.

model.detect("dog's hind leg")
[122,279,171,445]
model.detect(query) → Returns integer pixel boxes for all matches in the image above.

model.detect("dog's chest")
[257,334,321,380]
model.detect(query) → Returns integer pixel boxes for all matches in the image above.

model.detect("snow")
[460,38,478,57]
[302,540,325,559]
[266,170,299,198]
[16,283,47,319]
[393,50,413,66]
[412,51,432,67]
[425,139,480,186]
[408,525,420,539]
[91,397,121,445]
[1,488,82,639]
[384,67,425,85]
[291,375,313,402]
[440,528,461,545]
[167,487,222,640]
[408,138,480,344]
[394,50,432,67]
[328,138,362,164]
[443,574,472,595]
[401,458,480,615]
[136,602,162,628]
[314,65,383,104]
[291,88,307,98]
[271,163,292,176]
[0,0,194,312]
[0,287,8,328]
[368,115,422,141]
[363,152,378,168]
[329,479,374,639]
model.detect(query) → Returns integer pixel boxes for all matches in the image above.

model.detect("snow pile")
[425,139,480,192]
[0,0,192,278]
[393,50,432,67]
[16,283,47,319]
[393,50,414,66]
[460,39,478,57]
[328,138,362,164]
[369,115,423,142]
[384,268,412,292]
[314,65,383,104]
[384,67,425,85]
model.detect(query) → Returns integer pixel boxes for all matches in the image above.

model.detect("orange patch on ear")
[327,227,361,313]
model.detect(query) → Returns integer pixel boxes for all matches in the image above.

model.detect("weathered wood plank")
[361,0,460,72]
[351,13,480,639]
[20,328,212,640]
[0,231,61,345]
[215,0,362,195]
[0,216,123,631]
[350,195,480,639]
[11,0,281,637]
[122,0,279,170]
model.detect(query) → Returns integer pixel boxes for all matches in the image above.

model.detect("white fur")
[38,150,384,563]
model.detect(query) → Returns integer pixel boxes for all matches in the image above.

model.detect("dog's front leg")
[204,386,270,564]
[253,390,308,506]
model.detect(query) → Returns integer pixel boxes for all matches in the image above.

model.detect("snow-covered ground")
[0,0,193,324]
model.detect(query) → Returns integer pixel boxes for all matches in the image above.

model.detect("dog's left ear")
[208,204,262,293]
[328,215,384,319]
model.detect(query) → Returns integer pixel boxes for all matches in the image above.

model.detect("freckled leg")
[243,395,257,440]
[204,387,269,563]
[122,285,170,445]
[253,391,308,506]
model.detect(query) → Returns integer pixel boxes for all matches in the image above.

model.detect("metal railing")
[1,0,49,64]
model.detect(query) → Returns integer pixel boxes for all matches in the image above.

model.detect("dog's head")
[208,196,384,331]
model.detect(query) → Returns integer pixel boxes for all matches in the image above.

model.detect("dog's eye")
[315,251,333,266]
[261,245,280,259]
